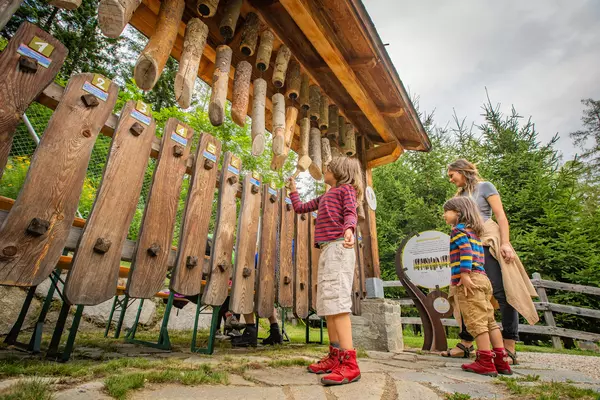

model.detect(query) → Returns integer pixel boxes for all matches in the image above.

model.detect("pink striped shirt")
[290,184,358,248]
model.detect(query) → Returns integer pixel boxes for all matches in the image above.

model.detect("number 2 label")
[92,74,111,92]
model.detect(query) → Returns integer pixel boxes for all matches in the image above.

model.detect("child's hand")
[287,177,297,193]
[458,273,475,297]
[343,229,355,248]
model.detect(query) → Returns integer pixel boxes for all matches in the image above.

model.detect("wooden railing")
[383,272,600,348]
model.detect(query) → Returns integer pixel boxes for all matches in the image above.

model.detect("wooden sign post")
[277,189,295,308]
[256,182,279,318]
[293,213,310,319]
[309,212,320,312]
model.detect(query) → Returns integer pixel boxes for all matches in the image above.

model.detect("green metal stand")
[279,307,291,343]
[191,295,220,355]
[305,311,324,344]
[125,294,173,350]
[105,294,136,339]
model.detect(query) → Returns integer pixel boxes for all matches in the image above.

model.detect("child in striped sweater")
[444,197,512,377]
[288,156,363,386]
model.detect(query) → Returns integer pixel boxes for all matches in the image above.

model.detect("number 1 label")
[28,36,54,57]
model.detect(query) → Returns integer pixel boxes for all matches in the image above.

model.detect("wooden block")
[170,133,221,296]
[202,152,241,306]
[277,189,294,308]
[255,182,279,318]
[293,213,309,319]
[98,0,143,38]
[0,22,67,177]
[309,212,320,312]
[64,101,156,305]
[0,73,118,287]
[126,118,193,298]
[230,173,261,314]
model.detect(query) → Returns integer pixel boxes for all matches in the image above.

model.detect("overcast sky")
[364,0,600,160]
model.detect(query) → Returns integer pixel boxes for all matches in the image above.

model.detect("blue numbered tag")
[17,44,51,68]
[268,187,277,196]
[203,150,217,162]
[285,197,292,205]
[250,177,260,186]
[228,165,240,175]
[82,81,108,101]
[171,132,187,146]
[312,212,318,218]
[131,109,151,125]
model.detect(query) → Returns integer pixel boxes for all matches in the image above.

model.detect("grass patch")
[445,394,471,400]
[105,373,145,400]
[498,376,599,399]
[0,379,54,400]
[266,358,311,368]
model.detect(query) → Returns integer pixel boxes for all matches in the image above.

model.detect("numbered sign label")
[203,149,217,162]
[82,81,108,101]
[250,172,261,187]
[171,124,188,146]
[268,182,277,196]
[131,101,151,125]
[312,211,318,219]
[207,143,217,155]
[285,197,292,205]
[17,44,51,68]
[136,101,150,115]
[28,36,55,57]
[91,74,111,92]
[228,156,240,175]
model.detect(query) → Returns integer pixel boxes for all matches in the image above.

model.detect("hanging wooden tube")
[299,74,310,110]
[209,45,233,126]
[251,78,267,156]
[319,95,329,130]
[322,137,332,166]
[331,145,343,159]
[175,18,209,109]
[98,0,141,38]
[48,0,81,10]
[328,104,339,140]
[196,0,219,17]
[256,30,274,72]
[272,45,291,88]
[134,0,185,91]
[272,93,286,156]
[341,123,357,156]
[297,117,312,171]
[239,12,259,56]
[309,85,320,121]
[219,0,242,41]
[285,60,301,100]
[284,106,298,150]
[338,116,346,148]
[309,127,323,180]
[231,60,252,127]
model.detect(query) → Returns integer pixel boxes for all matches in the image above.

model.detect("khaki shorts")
[316,241,355,317]
[457,273,499,338]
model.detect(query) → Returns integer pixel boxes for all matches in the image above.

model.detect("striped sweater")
[450,223,486,285]
[290,184,357,248]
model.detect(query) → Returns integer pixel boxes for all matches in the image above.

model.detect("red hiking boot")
[462,350,498,377]
[493,348,513,375]
[320,349,361,385]
[307,346,340,374]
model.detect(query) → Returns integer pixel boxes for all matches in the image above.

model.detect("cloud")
[364,0,600,159]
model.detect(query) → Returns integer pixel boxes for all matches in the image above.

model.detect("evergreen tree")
[571,99,600,172]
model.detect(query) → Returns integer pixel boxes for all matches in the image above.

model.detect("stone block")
[84,297,156,328]
[167,303,213,331]
[351,298,403,352]
[0,286,41,335]
[366,277,384,298]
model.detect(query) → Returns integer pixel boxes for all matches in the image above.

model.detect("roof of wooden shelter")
[129,0,431,168]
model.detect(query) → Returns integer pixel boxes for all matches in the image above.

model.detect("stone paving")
[26,348,600,399]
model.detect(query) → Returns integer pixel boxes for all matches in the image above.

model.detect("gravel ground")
[518,352,600,380]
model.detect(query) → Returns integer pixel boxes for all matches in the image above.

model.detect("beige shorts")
[457,273,499,338]
[316,241,355,317]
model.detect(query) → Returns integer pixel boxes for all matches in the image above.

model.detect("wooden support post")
[170,134,221,296]
[309,85,320,121]
[0,73,118,287]
[239,12,259,56]
[126,119,193,298]
[341,123,356,156]
[272,93,286,156]
[196,0,219,17]
[255,30,274,72]
[98,0,142,38]
[294,213,310,319]
[202,153,241,306]
[272,45,291,88]
[308,127,322,180]
[0,0,25,31]
[319,95,329,131]
[64,101,156,306]
[285,60,301,100]
[358,137,380,280]
[219,0,242,41]
[0,22,67,177]
[299,73,310,110]
[277,189,295,308]
[175,18,208,109]
[209,45,233,126]
[533,272,563,349]
[134,0,185,91]
[297,117,311,171]
[251,78,267,155]
[309,213,320,312]
[327,104,339,141]
[256,183,279,318]
[231,60,252,127]
[48,0,81,10]
[230,174,261,314]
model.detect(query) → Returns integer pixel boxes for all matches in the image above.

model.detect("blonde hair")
[443,197,484,237]
[328,156,364,201]
[448,159,483,196]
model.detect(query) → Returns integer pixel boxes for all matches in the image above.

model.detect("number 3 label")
[136,101,150,116]
[28,36,54,57]
[92,74,111,92]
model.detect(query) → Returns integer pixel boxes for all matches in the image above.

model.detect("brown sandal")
[441,343,474,358]
[506,349,519,365]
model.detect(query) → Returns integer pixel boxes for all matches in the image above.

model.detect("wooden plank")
[358,137,379,279]
[230,174,261,314]
[277,189,295,308]
[0,0,25,30]
[202,152,241,306]
[256,182,279,318]
[293,213,310,319]
[279,0,401,149]
[531,278,600,297]
[533,272,562,349]
[64,100,156,305]
[382,281,403,287]
[0,73,118,287]
[308,211,320,312]
[170,133,221,296]
[126,118,193,298]
[0,22,68,176]
[535,302,600,320]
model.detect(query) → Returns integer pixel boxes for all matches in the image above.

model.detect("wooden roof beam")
[366,141,402,169]
[313,57,379,72]
[279,0,402,150]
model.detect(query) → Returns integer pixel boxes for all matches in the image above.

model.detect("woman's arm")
[487,194,516,262]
